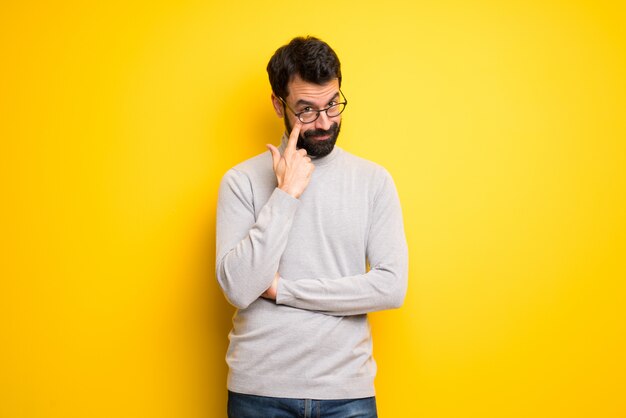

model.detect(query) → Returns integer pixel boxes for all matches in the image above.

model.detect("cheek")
[288,114,299,126]
[301,126,317,137]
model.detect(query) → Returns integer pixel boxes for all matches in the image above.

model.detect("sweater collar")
[278,132,341,168]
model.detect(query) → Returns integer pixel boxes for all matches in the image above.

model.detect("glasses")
[278,89,348,124]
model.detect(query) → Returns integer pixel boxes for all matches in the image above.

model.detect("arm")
[216,122,314,309]
[215,171,300,309]
[275,170,408,316]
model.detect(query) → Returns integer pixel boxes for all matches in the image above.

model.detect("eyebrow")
[295,92,340,107]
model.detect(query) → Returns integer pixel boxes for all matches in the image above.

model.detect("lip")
[311,134,331,141]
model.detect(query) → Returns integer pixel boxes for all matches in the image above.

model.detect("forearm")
[275,254,408,316]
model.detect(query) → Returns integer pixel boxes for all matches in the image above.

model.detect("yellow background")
[2,1,625,417]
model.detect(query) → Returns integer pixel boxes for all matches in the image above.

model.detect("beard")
[285,118,341,158]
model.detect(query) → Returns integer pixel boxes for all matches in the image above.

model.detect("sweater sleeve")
[215,168,300,309]
[275,170,408,316]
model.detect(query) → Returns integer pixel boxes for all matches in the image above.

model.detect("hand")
[261,272,280,300]
[267,121,314,199]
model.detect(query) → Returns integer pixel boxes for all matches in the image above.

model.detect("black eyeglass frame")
[277,89,348,124]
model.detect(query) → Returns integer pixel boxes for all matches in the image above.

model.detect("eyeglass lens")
[299,103,346,123]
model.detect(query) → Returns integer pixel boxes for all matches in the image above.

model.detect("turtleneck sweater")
[216,134,408,399]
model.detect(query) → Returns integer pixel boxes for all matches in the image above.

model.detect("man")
[216,36,408,418]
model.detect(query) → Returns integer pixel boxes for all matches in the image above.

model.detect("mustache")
[302,123,338,139]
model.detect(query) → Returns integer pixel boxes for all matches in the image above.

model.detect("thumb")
[266,144,281,171]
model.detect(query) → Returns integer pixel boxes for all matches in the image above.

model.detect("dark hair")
[267,36,342,99]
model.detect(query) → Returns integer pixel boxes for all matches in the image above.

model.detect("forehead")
[286,75,339,103]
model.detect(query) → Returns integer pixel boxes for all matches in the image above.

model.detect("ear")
[271,93,284,118]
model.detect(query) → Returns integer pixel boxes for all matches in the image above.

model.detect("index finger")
[286,120,302,152]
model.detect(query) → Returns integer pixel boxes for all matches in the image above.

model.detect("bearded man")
[216,36,408,418]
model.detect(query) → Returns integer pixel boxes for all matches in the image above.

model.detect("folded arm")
[275,170,408,316]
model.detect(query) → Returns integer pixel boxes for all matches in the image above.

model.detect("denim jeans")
[227,391,378,418]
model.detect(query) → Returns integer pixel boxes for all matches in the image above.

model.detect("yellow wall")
[2,1,625,417]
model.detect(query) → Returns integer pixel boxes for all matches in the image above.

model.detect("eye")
[328,101,337,107]
[301,106,314,113]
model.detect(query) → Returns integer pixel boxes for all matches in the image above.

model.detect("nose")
[314,110,334,131]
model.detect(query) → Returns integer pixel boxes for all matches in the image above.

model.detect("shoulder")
[221,151,273,181]
[230,151,273,176]
[219,150,276,198]
[338,148,395,185]
[336,149,400,208]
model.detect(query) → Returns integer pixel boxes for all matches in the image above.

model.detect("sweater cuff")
[271,187,300,209]
[267,187,300,220]
[275,278,296,306]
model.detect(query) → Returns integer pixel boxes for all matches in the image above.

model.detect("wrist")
[278,184,301,199]
[261,273,280,300]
